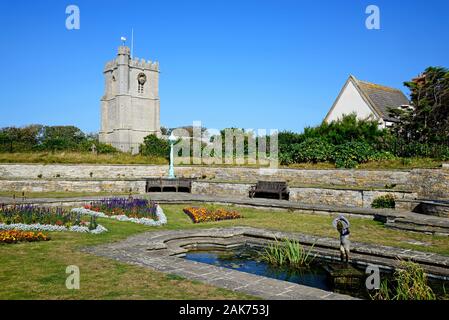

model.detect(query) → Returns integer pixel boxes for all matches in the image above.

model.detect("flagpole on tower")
[131,28,134,59]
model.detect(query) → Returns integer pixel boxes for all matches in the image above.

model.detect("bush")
[302,113,387,146]
[401,142,432,158]
[277,115,391,167]
[279,152,294,165]
[95,142,118,154]
[332,141,375,168]
[369,151,395,161]
[139,134,170,158]
[290,138,333,163]
[371,194,396,209]
[79,140,118,154]
[436,145,449,161]
[278,131,305,162]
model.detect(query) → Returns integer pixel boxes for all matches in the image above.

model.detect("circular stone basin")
[416,200,449,218]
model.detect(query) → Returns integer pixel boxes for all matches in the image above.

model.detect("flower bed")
[0,205,107,234]
[71,198,167,226]
[0,230,50,244]
[86,198,158,219]
[183,207,242,223]
[0,222,107,234]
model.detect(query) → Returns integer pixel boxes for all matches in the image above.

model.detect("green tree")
[0,125,42,152]
[37,126,86,151]
[140,134,170,158]
[389,66,449,147]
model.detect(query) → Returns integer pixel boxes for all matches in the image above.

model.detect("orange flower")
[183,207,242,224]
[0,230,51,244]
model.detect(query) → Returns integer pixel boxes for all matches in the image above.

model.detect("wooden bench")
[249,181,289,200]
[145,178,194,193]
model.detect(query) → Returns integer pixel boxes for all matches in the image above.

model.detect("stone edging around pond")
[83,227,449,300]
[71,205,167,226]
[0,222,107,234]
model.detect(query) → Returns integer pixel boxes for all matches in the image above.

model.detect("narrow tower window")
[138,73,147,94]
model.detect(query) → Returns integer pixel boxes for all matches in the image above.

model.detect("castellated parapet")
[99,46,161,154]
[104,57,160,72]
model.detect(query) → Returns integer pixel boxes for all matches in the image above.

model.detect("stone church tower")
[99,46,160,153]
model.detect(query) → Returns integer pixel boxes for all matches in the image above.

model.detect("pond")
[183,245,448,299]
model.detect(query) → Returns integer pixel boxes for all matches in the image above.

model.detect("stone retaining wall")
[0,179,146,193]
[291,188,416,210]
[0,178,416,209]
[409,169,449,199]
[0,163,448,199]
[191,181,253,198]
[0,164,410,188]
[192,181,416,210]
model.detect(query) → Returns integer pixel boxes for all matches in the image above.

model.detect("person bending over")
[333,215,350,264]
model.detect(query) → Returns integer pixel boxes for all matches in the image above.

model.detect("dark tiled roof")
[355,79,410,122]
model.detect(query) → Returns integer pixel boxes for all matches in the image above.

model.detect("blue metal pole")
[168,139,175,179]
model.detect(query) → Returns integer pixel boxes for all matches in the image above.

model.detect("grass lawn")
[1,203,448,299]
[160,204,449,256]
[285,158,442,170]
[0,152,168,165]
[0,152,442,169]
[0,217,254,300]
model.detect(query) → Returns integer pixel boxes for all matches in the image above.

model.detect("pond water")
[183,245,370,298]
[183,245,448,300]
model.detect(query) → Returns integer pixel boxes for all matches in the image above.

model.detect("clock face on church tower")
[138,73,147,85]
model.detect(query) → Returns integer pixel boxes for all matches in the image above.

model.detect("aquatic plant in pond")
[87,198,158,220]
[371,260,436,300]
[261,239,316,268]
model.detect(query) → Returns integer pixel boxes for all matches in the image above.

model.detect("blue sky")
[1,0,448,134]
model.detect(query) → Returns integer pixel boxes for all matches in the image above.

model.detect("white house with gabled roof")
[324,75,411,128]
